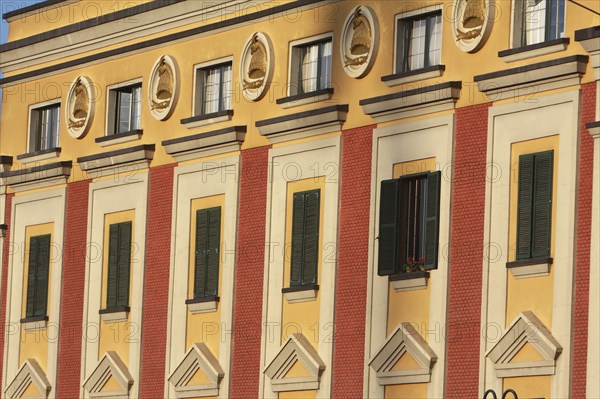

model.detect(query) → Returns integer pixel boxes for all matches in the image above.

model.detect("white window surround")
[393,5,443,75]
[5,359,51,399]
[369,322,437,385]
[83,352,133,399]
[105,78,143,136]
[26,99,61,155]
[168,343,225,398]
[190,56,234,125]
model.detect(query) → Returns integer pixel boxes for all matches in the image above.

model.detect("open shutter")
[25,236,39,318]
[205,207,221,297]
[290,192,305,286]
[107,224,120,309]
[117,222,132,307]
[302,190,320,285]
[194,210,208,298]
[532,151,553,258]
[424,171,441,269]
[516,154,534,260]
[34,235,51,317]
[378,179,400,276]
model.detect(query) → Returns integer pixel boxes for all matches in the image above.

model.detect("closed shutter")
[517,154,535,260]
[424,171,441,269]
[107,222,131,309]
[25,235,51,318]
[25,236,39,318]
[302,190,320,285]
[290,192,305,286]
[194,209,208,298]
[378,179,400,276]
[532,151,553,258]
[107,224,119,309]
[205,207,221,297]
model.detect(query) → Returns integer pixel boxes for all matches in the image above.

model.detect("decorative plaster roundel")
[452,0,495,53]
[66,76,94,139]
[340,5,379,79]
[240,32,274,101]
[148,55,179,121]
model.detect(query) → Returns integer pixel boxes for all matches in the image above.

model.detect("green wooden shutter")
[194,209,208,298]
[517,154,535,260]
[378,179,400,276]
[532,151,553,258]
[25,236,39,318]
[107,224,120,309]
[205,207,221,297]
[34,235,51,317]
[302,190,320,285]
[117,222,132,307]
[424,171,441,269]
[290,192,305,286]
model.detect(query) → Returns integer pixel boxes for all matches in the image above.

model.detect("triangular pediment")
[4,359,51,399]
[369,322,437,385]
[168,343,224,398]
[487,311,562,377]
[83,351,133,399]
[264,333,325,392]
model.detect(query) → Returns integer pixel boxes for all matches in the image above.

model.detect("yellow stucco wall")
[19,223,54,369]
[98,209,136,367]
[185,194,224,357]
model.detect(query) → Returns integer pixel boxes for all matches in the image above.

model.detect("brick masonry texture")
[332,125,374,398]
[570,81,596,399]
[56,180,90,398]
[229,146,270,399]
[0,193,14,394]
[445,103,491,398]
[139,164,175,399]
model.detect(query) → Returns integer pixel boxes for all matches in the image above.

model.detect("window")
[195,63,232,116]
[514,0,565,47]
[106,222,132,309]
[109,83,142,134]
[396,11,442,73]
[193,207,221,299]
[290,189,320,286]
[290,39,332,96]
[516,151,553,260]
[377,171,441,275]
[29,104,60,152]
[25,235,51,318]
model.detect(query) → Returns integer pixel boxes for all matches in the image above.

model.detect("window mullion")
[424,16,431,68]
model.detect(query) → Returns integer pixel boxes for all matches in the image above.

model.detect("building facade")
[0,0,598,398]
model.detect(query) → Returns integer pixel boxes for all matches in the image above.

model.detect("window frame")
[192,56,234,118]
[289,189,321,287]
[511,0,566,48]
[393,6,443,74]
[287,33,333,97]
[27,100,61,153]
[105,78,143,136]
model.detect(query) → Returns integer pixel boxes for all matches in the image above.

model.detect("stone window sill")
[381,65,445,87]
[282,284,319,303]
[276,88,334,109]
[20,315,48,331]
[499,38,569,63]
[16,147,61,164]
[180,110,233,129]
[185,296,219,314]
[99,306,130,322]
[506,257,552,278]
[389,271,430,292]
[96,130,143,147]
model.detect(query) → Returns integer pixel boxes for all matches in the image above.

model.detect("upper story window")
[378,171,441,275]
[290,189,320,286]
[108,82,142,135]
[24,234,51,319]
[290,38,332,96]
[396,11,442,72]
[514,0,565,47]
[516,151,554,260]
[195,62,233,116]
[192,207,221,299]
[29,103,60,152]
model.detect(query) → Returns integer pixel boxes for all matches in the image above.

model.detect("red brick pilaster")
[331,125,374,398]
[139,164,175,398]
[571,81,597,399]
[229,146,270,399]
[56,180,90,398]
[0,193,14,393]
[445,103,491,398]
